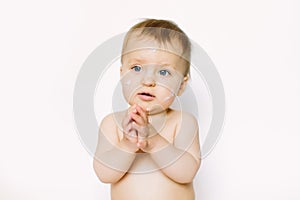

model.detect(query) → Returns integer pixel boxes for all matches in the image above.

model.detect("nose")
[142,75,156,87]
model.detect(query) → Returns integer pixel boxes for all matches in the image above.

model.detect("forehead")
[123,34,184,57]
[122,37,187,73]
[123,49,181,65]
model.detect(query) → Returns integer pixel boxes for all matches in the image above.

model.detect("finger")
[127,129,137,139]
[136,134,145,148]
[124,128,138,143]
[134,122,158,139]
[124,121,133,134]
[130,112,145,125]
[132,122,148,138]
[128,104,137,114]
[122,113,132,128]
[135,105,148,123]
[126,122,139,134]
[137,140,147,148]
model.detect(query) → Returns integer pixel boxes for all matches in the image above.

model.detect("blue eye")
[132,65,142,72]
[159,70,171,76]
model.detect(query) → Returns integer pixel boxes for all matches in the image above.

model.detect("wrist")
[150,144,184,169]
[118,138,139,153]
[142,134,169,153]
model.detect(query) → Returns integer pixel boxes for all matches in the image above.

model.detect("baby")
[93,19,201,200]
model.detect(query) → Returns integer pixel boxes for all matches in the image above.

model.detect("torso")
[110,109,196,200]
[111,169,195,200]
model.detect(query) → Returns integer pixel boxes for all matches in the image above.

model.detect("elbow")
[167,172,198,185]
[176,160,201,184]
[176,171,198,184]
[93,159,122,184]
[175,178,193,185]
[97,177,118,184]
[95,174,112,184]
[93,171,114,184]
[172,174,195,184]
[93,160,110,183]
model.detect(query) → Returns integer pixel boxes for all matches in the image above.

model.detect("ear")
[177,75,189,96]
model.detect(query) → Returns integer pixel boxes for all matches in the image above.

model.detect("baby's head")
[120,19,191,114]
[121,19,191,75]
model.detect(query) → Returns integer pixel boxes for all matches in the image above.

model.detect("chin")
[148,104,170,114]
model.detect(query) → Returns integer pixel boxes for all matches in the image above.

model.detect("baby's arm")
[93,113,138,184]
[149,119,201,184]
[133,109,201,184]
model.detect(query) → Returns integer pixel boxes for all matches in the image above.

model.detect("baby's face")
[120,44,188,114]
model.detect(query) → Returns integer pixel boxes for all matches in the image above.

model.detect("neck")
[148,107,170,116]
[148,108,172,129]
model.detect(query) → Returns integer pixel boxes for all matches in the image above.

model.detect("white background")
[0,0,299,199]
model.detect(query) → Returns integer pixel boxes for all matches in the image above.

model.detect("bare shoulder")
[181,111,198,128]
[100,111,126,130]
[170,110,199,141]
[99,111,125,144]
[100,113,116,132]
[168,109,198,128]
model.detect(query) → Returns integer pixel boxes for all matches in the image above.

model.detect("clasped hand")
[122,104,157,152]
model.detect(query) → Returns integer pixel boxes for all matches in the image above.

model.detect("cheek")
[156,80,181,96]
[156,74,183,94]
[120,72,142,101]
[155,87,175,104]
[159,95,176,110]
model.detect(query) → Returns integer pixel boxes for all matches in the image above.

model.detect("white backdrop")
[0,0,299,199]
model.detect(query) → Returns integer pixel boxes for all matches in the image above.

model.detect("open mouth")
[138,92,155,97]
[137,92,156,101]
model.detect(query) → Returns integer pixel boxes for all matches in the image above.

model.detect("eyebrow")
[127,58,173,67]
[127,58,143,64]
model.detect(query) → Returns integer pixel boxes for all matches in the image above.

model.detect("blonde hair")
[121,19,191,76]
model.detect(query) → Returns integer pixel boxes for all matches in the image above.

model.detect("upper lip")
[137,91,155,97]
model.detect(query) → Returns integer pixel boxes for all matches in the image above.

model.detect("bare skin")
[93,38,201,200]
[94,106,200,200]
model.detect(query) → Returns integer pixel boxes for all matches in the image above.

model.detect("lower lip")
[138,94,155,101]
